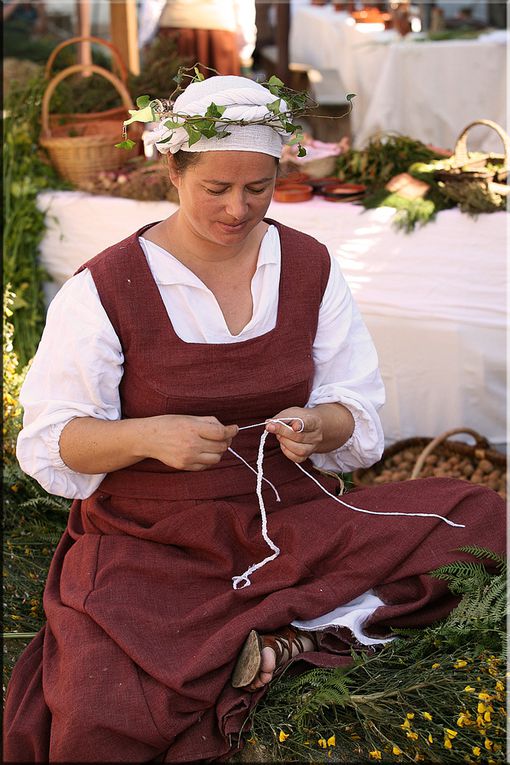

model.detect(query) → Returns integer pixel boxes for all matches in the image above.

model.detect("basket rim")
[352,434,505,485]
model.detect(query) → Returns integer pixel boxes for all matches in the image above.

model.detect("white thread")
[231,417,465,590]
[227,446,281,501]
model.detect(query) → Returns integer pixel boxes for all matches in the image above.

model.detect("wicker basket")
[40,63,136,187]
[434,119,509,212]
[353,428,506,499]
[44,36,130,131]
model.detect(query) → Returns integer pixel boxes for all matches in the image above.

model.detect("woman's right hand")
[142,415,239,471]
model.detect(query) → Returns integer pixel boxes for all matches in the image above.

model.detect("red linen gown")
[3,220,506,762]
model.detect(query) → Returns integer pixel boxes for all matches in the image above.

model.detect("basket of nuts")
[353,428,506,500]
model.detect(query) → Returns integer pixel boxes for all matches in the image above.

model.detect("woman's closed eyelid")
[204,185,270,195]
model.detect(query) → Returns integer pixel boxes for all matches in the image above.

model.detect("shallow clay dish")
[320,182,367,201]
[273,183,314,203]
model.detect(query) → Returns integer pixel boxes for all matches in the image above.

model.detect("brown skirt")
[158,28,241,76]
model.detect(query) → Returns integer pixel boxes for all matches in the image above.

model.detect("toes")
[259,646,276,674]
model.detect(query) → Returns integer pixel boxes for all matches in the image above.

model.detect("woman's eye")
[247,187,268,194]
[205,188,226,195]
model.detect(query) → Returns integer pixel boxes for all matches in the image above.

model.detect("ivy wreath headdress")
[117,65,355,158]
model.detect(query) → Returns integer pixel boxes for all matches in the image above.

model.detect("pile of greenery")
[334,134,457,232]
[334,133,509,231]
[240,548,506,762]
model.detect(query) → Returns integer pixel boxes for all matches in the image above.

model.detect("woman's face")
[168,150,277,248]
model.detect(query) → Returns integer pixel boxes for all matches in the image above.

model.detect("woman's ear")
[166,155,180,189]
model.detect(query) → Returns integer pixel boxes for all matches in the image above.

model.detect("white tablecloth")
[290,5,508,153]
[36,191,507,448]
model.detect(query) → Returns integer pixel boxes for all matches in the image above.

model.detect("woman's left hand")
[265,407,323,464]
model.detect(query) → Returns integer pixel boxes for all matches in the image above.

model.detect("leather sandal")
[231,626,320,689]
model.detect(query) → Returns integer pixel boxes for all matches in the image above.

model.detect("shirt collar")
[139,224,279,287]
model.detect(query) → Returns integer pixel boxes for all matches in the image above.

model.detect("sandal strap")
[261,627,321,677]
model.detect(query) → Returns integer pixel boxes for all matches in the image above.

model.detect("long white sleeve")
[16,227,384,498]
[306,254,385,473]
[16,271,124,499]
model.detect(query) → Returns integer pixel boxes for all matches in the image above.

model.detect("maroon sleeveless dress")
[4,220,505,762]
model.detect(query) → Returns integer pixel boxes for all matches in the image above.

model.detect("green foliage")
[335,134,443,187]
[3,75,71,365]
[244,547,506,762]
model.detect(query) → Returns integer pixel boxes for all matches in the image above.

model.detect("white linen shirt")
[16,225,385,499]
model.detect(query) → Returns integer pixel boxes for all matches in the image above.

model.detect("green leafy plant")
[3,74,71,365]
[241,547,506,762]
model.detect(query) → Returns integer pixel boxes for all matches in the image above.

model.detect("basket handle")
[410,427,490,480]
[41,64,134,138]
[44,36,128,83]
[454,119,510,174]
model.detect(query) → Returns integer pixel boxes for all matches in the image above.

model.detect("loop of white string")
[230,418,465,590]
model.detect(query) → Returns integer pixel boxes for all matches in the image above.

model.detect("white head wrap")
[146,75,290,158]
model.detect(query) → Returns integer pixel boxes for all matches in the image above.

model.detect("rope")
[230,418,465,590]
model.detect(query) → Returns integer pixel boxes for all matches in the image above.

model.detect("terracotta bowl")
[273,183,314,203]
[320,182,367,201]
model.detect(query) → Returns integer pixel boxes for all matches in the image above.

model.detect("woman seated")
[4,72,505,763]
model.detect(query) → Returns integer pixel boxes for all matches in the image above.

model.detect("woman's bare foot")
[248,635,315,690]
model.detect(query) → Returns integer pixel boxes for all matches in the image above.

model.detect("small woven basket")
[44,36,129,130]
[40,63,136,187]
[352,428,506,500]
[434,119,509,212]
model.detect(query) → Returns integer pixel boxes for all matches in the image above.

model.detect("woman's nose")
[225,193,248,221]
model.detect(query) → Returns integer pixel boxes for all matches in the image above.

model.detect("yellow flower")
[400,719,411,730]
[318,738,327,749]
[406,712,415,719]
[422,712,432,721]
[495,680,504,691]
[427,734,433,744]
[406,731,418,741]
[278,730,289,742]
[464,686,475,692]
[445,729,458,739]
[454,660,468,668]
[484,711,491,722]
[457,712,472,727]
[432,662,440,669]
[472,746,481,756]
[484,739,493,751]
[392,745,402,755]
[477,702,487,714]
[444,738,453,750]
[369,751,382,760]
[478,692,491,701]
[327,735,336,747]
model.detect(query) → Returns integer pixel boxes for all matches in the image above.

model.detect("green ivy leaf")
[346,93,356,103]
[297,144,307,158]
[205,102,226,118]
[115,139,136,150]
[184,123,202,146]
[193,66,205,81]
[163,119,182,129]
[136,95,151,108]
[266,75,284,96]
[193,119,218,138]
[124,104,155,126]
[266,98,281,114]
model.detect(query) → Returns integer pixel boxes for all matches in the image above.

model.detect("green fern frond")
[457,545,506,568]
